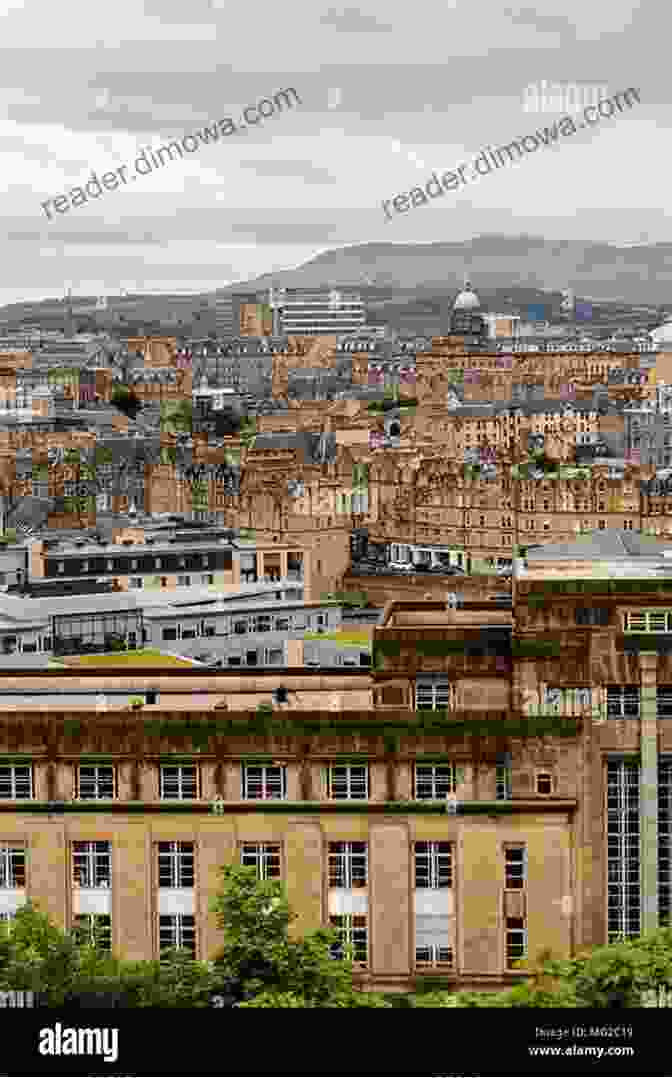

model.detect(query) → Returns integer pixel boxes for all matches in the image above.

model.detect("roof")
[525,529,672,561]
[0,579,304,623]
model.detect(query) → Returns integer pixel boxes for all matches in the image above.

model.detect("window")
[413,763,455,800]
[233,619,248,635]
[624,610,672,633]
[505,846,526,889]
[73,913,111,951]
[607,686,640,718]
[414,842,454,967]
[326,764,368,800]
[158,841,194,888]
[607,759,640,942]
[0,765,32,799]
[162,627,178,641]
[536,772,553,795]
[496,762,512,800]
[415,675,451,711]
[328,841,367,888]
[658,688,672,718]
[57,562,64,573]
[72,841,111,888]
[575,607,610,626]
[414,841,452,889]
[240,842,281,880]
[241,764,286,800]
[159,914,196,959]
[160,765,198,800]
[76,765,116,800]
[505,918,527,967]
[129,577,143,589]
[253,615,272,633]
[0,845,25,888]
[201,574,214,585]
[329,914,367,964]
[266,647,284,665]
[177,575,191,586]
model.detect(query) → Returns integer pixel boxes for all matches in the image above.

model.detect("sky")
[0,0,665,306]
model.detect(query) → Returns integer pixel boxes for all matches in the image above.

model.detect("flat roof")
[0,581,305,623]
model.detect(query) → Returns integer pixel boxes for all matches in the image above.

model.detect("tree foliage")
[209,863,391,1007]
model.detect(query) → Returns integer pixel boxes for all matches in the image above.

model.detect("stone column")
[640,650,658,935]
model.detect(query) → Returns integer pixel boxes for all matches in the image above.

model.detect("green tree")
[210,863,391,1007]
[0,904,217,1007]
[112,384,141,418]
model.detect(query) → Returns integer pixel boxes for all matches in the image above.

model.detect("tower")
[64,288,76,337]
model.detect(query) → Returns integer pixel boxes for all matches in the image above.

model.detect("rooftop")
[525,529,671,561]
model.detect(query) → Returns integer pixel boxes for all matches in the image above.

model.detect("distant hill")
[2,235,670,336]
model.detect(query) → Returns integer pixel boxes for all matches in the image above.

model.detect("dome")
[453,280,480,310]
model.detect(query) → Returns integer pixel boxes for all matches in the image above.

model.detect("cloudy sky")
[0,0,664,305]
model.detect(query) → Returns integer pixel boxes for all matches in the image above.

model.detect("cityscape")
[2,0,672,1069]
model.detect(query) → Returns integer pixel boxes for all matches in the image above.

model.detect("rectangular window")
[72,841,111,889]
[415,675,451,711]
[177,575,191,587]
[0,765,32,800]
[329,914,367,964]
[241,764,286,800]
[659,758,672,927]
[157,841,194,888]
[160,765,198,800]
[607,686,640,718]
[0,845,25,888]
[328,841,367,889]
[326,764,369,800]
[575,607,610,626]
[162,627,178,641]
[76,765,116,800]
[201,574,214,586]
[505,918,527,967]
[159,914,196,959]
[73,913,111,952]
[414,763,455,800]
[129,577,143,589]
[240,842,281,881]
[624,610,672,633]
[505,846,526,889]
[658,688,672,719]
[536,772,553,795]
[414,841,452,889]
[496,762,512,800]
[607,759,640,942]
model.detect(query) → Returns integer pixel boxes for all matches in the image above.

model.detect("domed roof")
[453,279,480,310]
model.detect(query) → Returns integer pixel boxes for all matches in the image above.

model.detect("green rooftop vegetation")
[62,650,198,668]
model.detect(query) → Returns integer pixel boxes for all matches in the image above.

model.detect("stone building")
[0,529,669,991]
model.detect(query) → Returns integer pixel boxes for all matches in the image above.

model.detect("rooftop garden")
[61,649,199,668]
